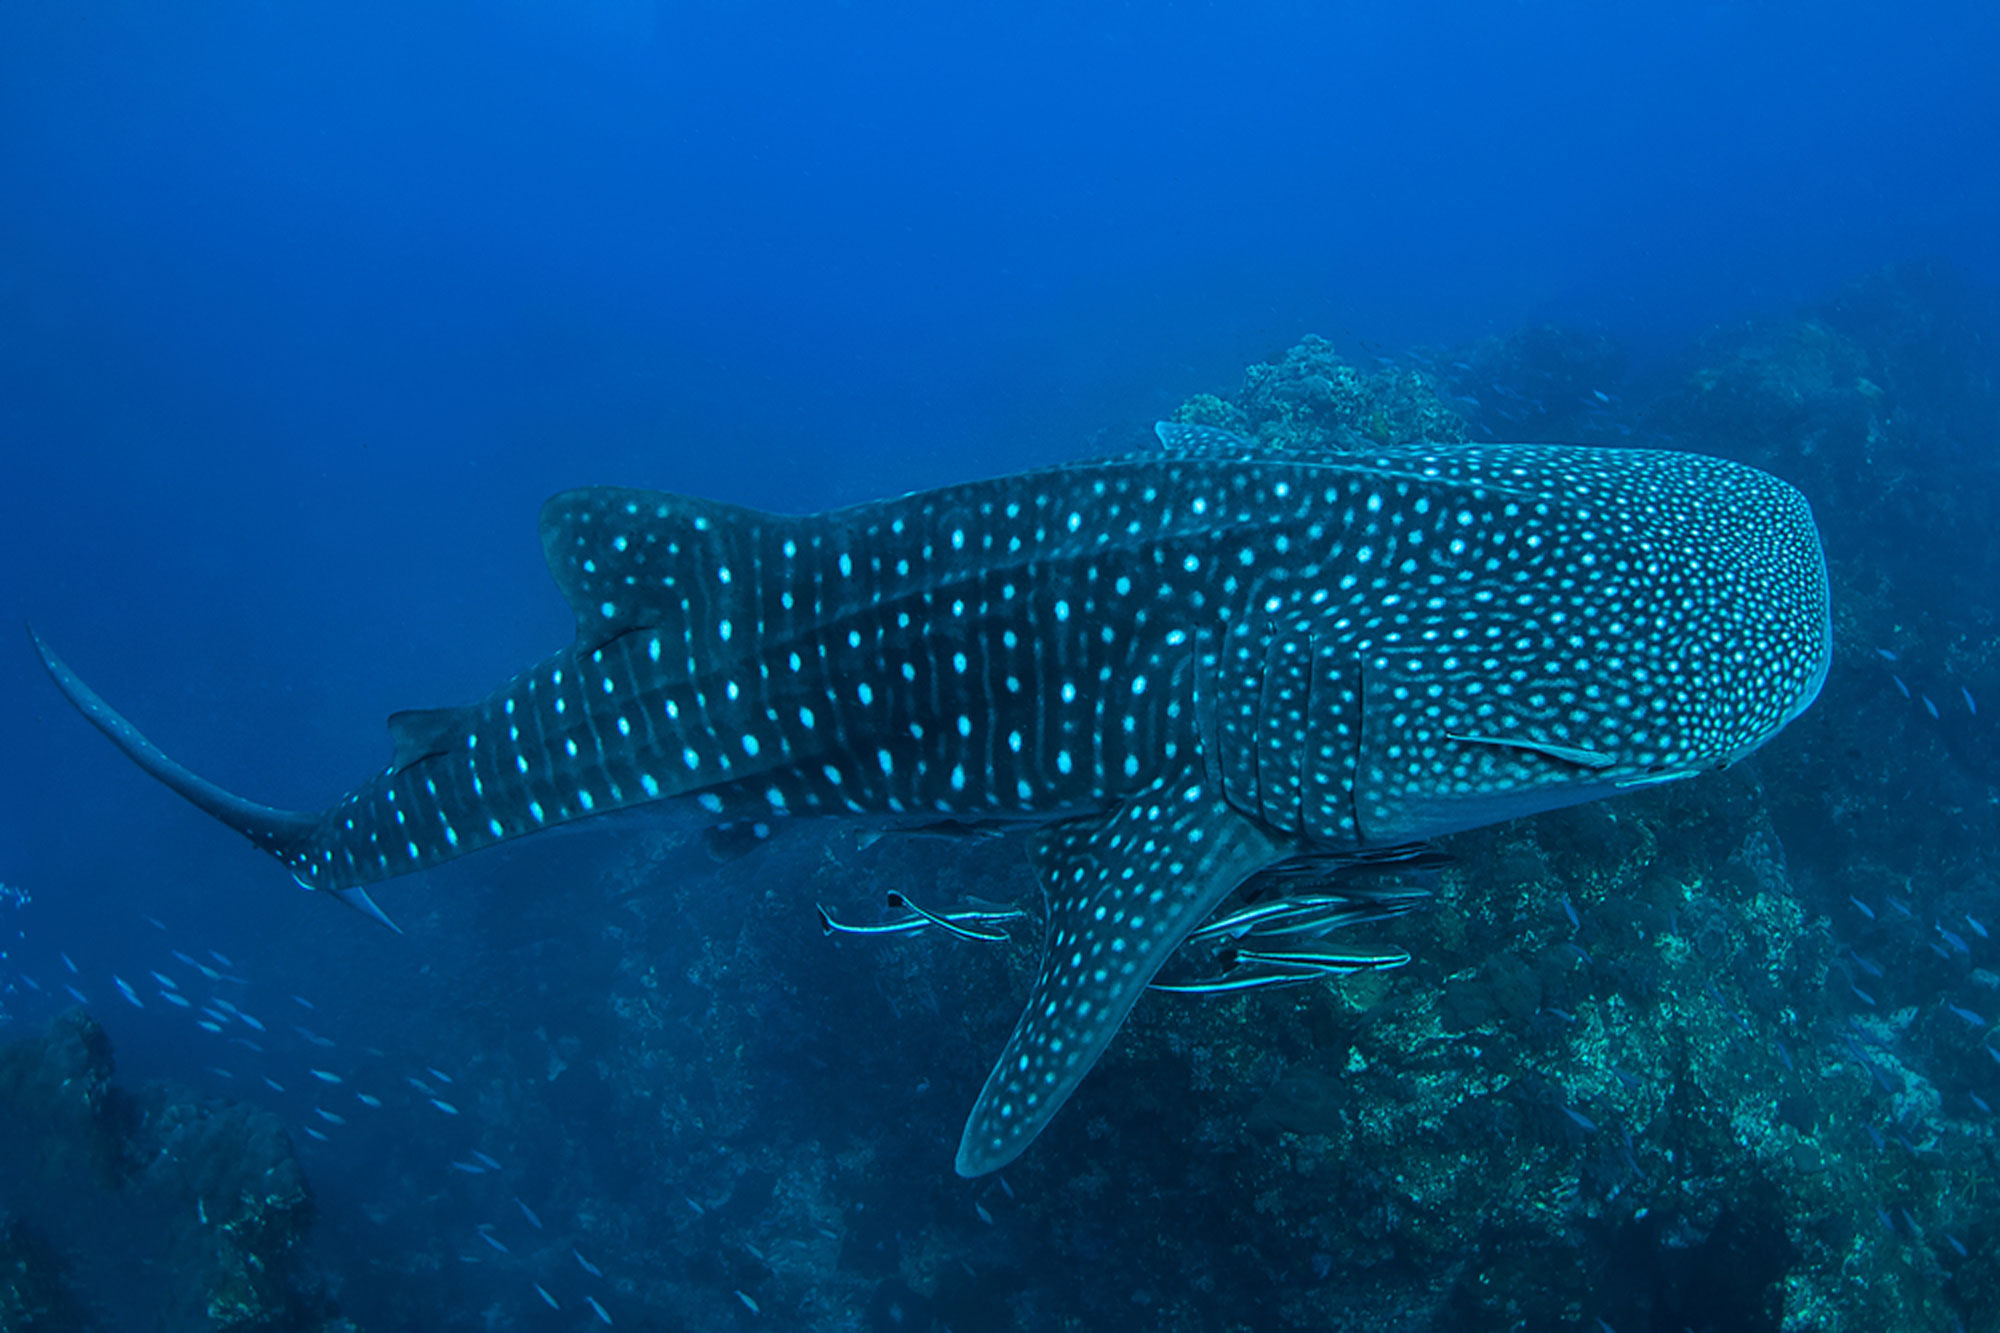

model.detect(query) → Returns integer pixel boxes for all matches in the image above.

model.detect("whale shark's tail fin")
[31,626,317,850]
[27,627,400,929]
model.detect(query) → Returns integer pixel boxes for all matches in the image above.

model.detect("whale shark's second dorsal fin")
[386,706,474,772]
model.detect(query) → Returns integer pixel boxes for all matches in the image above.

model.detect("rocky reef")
[0,1010,356,1333]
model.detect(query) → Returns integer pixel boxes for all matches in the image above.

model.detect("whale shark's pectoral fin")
[953,772,1288,1177]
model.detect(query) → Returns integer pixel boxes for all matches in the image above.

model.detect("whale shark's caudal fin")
[24,627,401,924]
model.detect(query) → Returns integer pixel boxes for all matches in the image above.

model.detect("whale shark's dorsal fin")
[538,488,788,656]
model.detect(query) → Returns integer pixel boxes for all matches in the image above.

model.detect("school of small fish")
[0,904,642,1323]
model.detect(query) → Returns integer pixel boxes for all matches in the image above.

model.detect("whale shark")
[33,423,1831,1174]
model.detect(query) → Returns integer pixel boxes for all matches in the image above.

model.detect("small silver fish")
[355,1092,382,1108]
[427,1067,453,1084]
[64,985,88,1004]
[1892,674,1911,699]
[159,990,191,1008]
[1923,694,1940,720]
[476,1228,509,1254]
[113,975,143,1008]
[1849,895,1877,921]
[315,1107,346,1125]
[472,1149,502,1170]
[237,1012,266,1033]
[303,1125,329,1143]
[574,1248,604,1277]
[60,952,77,974]
[197,1020,223,1034]
[585,1294,613,1325]
[515,1196,543,1230]
[263,1077,285,1093]
[309,1068,342,1084]
[450,1161,488,1175]
[292,994,315,1009]
[534,1283,559,1310]
[974,1200,994,1225]
[208,949,233,967]
[1562,1106,1599,1134]
[735,1290,760,1315]
[1875,647,1898,662]
[430,1097,459,1116]
[1964,686,1979,716]
[1968,914,1989,940]
[150,970,178,990]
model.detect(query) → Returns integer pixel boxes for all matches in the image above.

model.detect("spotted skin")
[33,423,1831,1175]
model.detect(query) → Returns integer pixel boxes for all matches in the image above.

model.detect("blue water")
[3,2,1998,1330]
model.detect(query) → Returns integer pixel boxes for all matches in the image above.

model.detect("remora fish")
[32,423,1831,1175]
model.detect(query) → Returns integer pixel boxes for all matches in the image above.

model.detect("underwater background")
[2,1,1998,1329]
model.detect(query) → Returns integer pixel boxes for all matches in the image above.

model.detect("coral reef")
[1173,333,1467,452]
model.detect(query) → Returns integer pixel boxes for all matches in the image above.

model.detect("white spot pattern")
[272,425,1827,1177]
